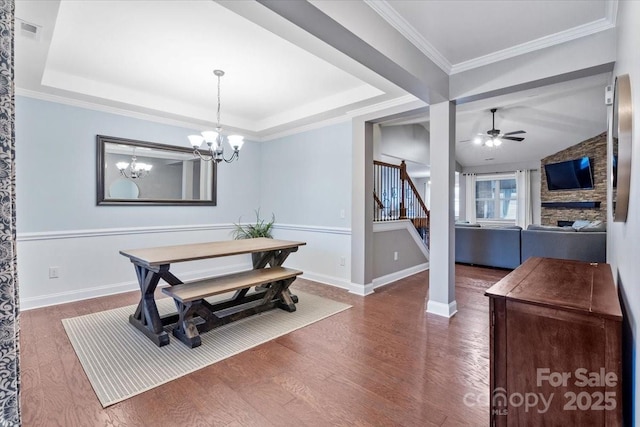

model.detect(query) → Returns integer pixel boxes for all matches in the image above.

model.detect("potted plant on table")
[232,209,276,267]
[232,209,275,239]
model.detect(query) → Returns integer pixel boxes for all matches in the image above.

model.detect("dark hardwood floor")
[20,264,509,426]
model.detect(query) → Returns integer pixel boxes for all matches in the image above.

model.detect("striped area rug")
[62,291,351,407]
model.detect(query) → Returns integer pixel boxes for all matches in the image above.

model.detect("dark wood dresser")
[485,257,622,426]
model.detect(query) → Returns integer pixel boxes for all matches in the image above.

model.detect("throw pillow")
[572,220,591,230]
[579,220,606,232]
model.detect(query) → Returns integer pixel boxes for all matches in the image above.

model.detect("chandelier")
[188,69,244,163]
[116,147,152,179]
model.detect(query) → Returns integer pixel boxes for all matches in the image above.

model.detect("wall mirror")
[97,135,217,206]
[611,74,633,222]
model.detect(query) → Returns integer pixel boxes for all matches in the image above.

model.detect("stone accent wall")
[540,132,607,225]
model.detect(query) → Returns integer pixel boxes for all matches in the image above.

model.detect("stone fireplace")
[540,132,607,226]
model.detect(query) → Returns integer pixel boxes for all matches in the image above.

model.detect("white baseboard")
[426,300,458,318]
[302,264,429,296]
[20,281,140,310]
[373,263,429,289]
[348,282,374,296]
[299,271,351,290]
[299,271,374,297]
[20,263,250,311]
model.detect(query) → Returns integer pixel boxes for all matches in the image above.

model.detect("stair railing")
[373,160,430,246]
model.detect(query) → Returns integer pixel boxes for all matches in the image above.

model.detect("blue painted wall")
[15,96,262,232]
[260,122,352,227]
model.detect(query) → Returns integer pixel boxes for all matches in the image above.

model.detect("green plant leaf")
[231,209,275,239]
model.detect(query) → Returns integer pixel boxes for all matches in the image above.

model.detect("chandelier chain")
[216,73,221,129]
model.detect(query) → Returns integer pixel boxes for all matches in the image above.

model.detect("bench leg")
[273,277,298,312]
[277,288,297,312]
[172,300,202,348]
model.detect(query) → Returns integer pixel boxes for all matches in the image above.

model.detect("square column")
[350,119,374,295]
[427,101,457,317]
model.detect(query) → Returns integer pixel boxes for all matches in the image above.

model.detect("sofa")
[521,224,606,263]
[455,221,606,269]
[455,224,522,269]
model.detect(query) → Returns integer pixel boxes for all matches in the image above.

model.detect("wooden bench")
[162,266,303,347]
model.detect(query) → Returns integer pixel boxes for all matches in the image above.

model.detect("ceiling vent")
[16,18,41,41]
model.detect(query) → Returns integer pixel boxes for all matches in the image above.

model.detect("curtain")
[464,173,476,222]
[0,1,21,425]
[515,169,533,229]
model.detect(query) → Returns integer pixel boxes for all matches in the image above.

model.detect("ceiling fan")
[474,108,526,147]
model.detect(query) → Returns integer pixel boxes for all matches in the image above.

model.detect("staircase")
[373,160,430,247]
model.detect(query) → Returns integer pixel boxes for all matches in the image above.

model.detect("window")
[475,175,517,221]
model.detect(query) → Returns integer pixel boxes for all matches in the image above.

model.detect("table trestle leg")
[129,264,171,347]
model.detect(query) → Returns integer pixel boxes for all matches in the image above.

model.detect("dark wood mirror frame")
[612,74,633,222]
[97,135,217,206]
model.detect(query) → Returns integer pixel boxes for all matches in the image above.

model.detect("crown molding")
[18,87,412,143]
[451,15,617,74]
[15,88,215,133]
[364,0,452,74]
[258,115,352,142]
[364,0,618,76]
[259,94,421,141]
[345,94,422,118]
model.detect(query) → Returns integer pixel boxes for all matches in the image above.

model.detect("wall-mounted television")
[544,156,594,191]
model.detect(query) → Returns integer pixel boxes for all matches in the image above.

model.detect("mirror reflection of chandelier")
[188,69,244,164]
[116,147,152,179]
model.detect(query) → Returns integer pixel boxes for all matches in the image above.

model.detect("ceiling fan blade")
[503,130,526,136]
[503,136,525,142]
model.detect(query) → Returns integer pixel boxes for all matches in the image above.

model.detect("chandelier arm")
[222,151,240,163]
[193,149,217,163]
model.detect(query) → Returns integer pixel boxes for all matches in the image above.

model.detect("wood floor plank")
[19,264,509,426]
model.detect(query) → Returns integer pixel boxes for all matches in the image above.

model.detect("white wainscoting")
[272,224,352,290]
[17,223,352,310]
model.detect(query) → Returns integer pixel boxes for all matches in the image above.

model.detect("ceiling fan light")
[486,139,494,147]
[473,136,482,145]
[494,138,502,146]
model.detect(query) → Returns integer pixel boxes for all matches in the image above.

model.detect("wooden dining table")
[120,238,306,347]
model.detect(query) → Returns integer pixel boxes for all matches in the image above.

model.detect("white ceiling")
[15,0,613,167]
[368,0,614,73]
[454,73,609,167]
